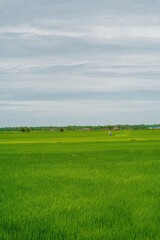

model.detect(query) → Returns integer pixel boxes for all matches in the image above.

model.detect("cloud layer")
[0,0,160,126]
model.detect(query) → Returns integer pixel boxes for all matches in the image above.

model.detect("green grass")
[0,130,160,240]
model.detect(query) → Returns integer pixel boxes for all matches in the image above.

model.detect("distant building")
[149,126,160,130]
[113,127,120,130]
[81,128,91,131]
[51,129,55,131]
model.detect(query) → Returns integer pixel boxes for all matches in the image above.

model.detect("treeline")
[0,124,160,132]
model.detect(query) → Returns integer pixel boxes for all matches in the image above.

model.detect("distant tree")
[107,125,114,130]
[60,128,64,132]
[26,127,30,132]
[21,127,26,132]
[21,127,30,132]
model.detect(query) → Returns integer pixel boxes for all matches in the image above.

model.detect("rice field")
[0,130,160,240]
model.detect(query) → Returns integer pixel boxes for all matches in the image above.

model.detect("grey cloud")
[0,88,160,102]
[0,99,160,127]
[0,0,160,126]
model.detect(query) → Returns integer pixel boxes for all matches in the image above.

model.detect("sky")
[1,0,160,127]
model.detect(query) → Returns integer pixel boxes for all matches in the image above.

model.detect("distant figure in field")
[109,131,112,136]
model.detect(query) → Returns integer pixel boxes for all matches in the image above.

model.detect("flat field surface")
[0,130,160,240]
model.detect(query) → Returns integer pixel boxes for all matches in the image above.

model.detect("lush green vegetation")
[1,130,160,239]
[0,123,160,132]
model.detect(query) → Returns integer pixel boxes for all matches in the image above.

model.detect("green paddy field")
[1,130,160,240]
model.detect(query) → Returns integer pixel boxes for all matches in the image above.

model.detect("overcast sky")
[1,0,160,126]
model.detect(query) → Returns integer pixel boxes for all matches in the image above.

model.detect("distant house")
[113,127,120,130]
[81,128,91,131]
[149,126,160,130]
[51,129,55,131]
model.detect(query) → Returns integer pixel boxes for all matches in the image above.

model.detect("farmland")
[0,130,160,240]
